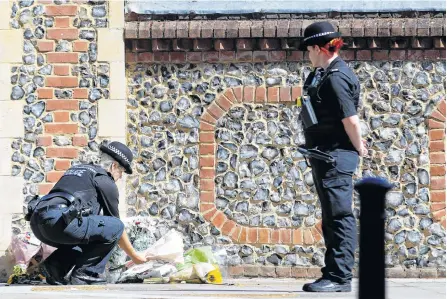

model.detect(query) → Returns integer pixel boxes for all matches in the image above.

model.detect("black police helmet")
[99,141,133,174]
[299,21,341,51]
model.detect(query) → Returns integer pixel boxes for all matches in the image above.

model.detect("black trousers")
[30,206,124,278]
[310,148,359,283]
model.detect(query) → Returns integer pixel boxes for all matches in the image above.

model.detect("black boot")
[39,261,68,285]
[302,277,325,291]
[303,278,351,292]
[70,269,106,285]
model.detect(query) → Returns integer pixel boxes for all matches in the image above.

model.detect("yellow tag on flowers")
[206,266,223,284]
[296,96,302,107]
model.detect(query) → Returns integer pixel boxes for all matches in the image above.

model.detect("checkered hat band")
[303,32,335,42]
[108,145,130,164]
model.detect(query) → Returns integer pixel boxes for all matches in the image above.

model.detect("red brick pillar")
[36,2,89,195]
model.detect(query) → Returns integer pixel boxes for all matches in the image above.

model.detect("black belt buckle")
[62,205,81,225]
[81,208,92,217]
[61,207,92,225]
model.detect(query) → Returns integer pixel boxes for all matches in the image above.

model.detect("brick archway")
[428,99,446,229]
[198,86,324,245]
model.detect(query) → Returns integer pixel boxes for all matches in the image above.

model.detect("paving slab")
[0,279,445,299]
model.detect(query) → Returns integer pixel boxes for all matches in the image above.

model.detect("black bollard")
[355,177,393,299]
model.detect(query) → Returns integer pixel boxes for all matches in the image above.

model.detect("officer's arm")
[342,115,363,153]
[94,175,120,218]
[326,75,363,153]
[95,176,147,264]
[118,231,147,265]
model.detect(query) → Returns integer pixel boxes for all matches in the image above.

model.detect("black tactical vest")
[303,62,360,150]
[48,163,110,215]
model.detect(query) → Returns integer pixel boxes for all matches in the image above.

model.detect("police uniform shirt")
[45,163,121,218]
[304,56,360,150]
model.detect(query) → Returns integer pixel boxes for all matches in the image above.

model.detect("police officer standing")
[298,22,368,292]
[29,141,147,285]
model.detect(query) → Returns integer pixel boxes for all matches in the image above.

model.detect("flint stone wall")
[114,60,446,273]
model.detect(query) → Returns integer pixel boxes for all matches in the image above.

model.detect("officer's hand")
[358,144,368,157]
[131,253,147,265]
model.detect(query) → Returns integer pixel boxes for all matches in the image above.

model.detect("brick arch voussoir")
[198,85,324,245]
[428,98,446,229]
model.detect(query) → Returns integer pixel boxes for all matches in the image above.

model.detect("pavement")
[0,278,445,299]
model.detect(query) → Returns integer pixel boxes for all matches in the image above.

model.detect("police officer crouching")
[28,141,147,285]
[298,22,368,292]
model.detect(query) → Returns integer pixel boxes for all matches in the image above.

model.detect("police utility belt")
[25,192,92,225]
